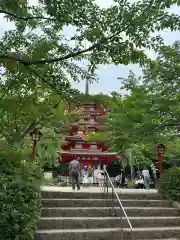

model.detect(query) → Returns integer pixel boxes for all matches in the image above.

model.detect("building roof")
[61,150,117,156]
[71,121,101,126]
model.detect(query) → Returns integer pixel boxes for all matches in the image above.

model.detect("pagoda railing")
[103,169,134,240]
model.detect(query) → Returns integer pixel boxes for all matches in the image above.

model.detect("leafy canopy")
[86,41,180,167]
[0,0,180,167]
[0,0,180,96]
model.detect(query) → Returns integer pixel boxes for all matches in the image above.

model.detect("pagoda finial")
[85,79,89,98]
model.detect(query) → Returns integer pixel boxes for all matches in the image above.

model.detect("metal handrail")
[103,169,134,240]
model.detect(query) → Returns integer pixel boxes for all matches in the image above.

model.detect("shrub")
[0,144,42,240]
[43,176,53,185]
[158,167,180,201]
[127,180,136,188]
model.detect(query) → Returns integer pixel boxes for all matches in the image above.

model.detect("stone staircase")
[35,190,180,240]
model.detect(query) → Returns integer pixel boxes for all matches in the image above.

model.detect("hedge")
[0,145,42,240]
[158,167,180,201]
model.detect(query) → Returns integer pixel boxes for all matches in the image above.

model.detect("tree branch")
[0,77,18,101]
[0,10,56,22]
[20,102,60,140]
[163,122,180,127]
[0,22,131,65]
[0,85,11,101]
[0,39,109,65]
[0,0,155,66]
[25,65,71,99]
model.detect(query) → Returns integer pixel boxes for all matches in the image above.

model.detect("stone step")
[38,216,180,229]
[35,227,180,240]
[41,207,178,218]
[42,198,172,208]
[42,191,161,200]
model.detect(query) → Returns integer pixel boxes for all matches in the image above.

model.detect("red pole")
[32,140,37,162]
[159,153,164,176]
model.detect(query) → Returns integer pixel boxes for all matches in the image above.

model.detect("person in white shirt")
[82,171,89,188]
[142,169,150,189]
[87,166,94,187]
[135,174,144,189]
[151,164,157,184]
[97,164,105,190]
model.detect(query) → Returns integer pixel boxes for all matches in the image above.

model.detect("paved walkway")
[42,186,157,194]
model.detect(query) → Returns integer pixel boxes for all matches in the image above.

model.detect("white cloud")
[28,0,39,6]
[95,0,113,8]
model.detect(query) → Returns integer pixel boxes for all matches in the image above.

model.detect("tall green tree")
[106,42,180,166]
[0,83,79,147]
[86,42,180,167]
[143,41,180,131]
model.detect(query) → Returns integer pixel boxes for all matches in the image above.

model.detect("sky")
[0,1,180,94]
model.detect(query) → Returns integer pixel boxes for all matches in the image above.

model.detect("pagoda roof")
[79,108,105,112]
[61,150,117,156]
[71,120,100,126]
[64,136,105,144]
[65,135,85,139]
[77,102,97,106]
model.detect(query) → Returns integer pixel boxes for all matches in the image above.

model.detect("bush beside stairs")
[35,190,180,240]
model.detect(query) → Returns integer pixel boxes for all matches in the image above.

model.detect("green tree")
[104,42,180,167]
[0,0,180,99]
[143,41,180,131]
[85,40,180,168]
[0,88,60,143]
[35,106,79,168]
[36,127,63,168]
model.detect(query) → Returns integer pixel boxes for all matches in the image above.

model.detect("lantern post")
[30,128,42,162]
[157,143,165,176]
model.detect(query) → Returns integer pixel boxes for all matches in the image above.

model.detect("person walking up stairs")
[69,159,80,191]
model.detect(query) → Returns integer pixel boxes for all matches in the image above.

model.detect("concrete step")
[35,227,180,240]
[41,207,178,218]
[41,198,172,208]
[38,216,180,229]
[42,191,161,200]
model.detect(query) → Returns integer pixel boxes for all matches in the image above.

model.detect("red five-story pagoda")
[60,80,118,169]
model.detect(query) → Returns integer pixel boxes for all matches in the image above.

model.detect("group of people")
[135,165,157,189]
[69,158,158,191]
[81,165,94,188]
[69,158,106,190]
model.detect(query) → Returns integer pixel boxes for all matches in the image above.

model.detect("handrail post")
[111,185,114,203]
[131,229,134,240]
[73,191,75,207]
[121,213,123,240]
[103,173,106,206]
[105,174,108,194]
[104,169,133,240]
[112,186,114,216]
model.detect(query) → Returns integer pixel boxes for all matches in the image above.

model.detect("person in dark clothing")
[121,169,126,187]
[69,159,80,191]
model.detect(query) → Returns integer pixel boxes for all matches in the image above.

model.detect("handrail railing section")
[103,169,134,240]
